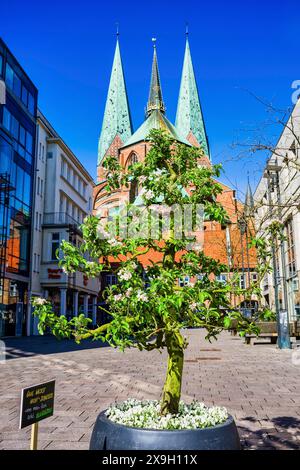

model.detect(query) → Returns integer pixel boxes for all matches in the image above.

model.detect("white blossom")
[144,190,154,201]
[118,269,132,281]
[105,399,228,430]
[190,302,198,311]
[136,289,148,302]
[34,297,47,306]
[113,294,123,302]
[125,288,133,298]
[107,238,122,247]
[139,175,147,184]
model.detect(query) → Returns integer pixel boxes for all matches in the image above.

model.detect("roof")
[175,38,209,156]
[122,109,191,148]
[97,39,133,165]
[37,109,94,183]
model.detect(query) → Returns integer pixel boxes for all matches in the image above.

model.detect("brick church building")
[93,34,257,313]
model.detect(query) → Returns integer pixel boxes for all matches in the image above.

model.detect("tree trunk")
[160,330,184,415]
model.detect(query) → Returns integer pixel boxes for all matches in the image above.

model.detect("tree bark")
[160,330,184,415]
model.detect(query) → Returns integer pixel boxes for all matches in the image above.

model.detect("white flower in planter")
[105,399,228,430]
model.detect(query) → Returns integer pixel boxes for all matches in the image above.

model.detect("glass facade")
[0,38,37,337]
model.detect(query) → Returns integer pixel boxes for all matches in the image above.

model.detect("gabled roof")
[122,109,191,148]
[175,37,209,156]
[97,38,133,165]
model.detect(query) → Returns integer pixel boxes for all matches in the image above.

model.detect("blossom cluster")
[105,399,228,430]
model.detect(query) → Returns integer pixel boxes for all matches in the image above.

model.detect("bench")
[245,321,300,345]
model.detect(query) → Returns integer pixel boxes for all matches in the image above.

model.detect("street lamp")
[264,161,291,349]
[237,217,247,315]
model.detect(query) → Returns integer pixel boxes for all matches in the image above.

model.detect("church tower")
[176,32,210,161]
[97,35,133,181]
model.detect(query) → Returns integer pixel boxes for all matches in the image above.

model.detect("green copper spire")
[97,37,133,165]
[146,40,166,117]
[175,35,209,156]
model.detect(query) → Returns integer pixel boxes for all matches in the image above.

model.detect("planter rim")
[100,409,234,433]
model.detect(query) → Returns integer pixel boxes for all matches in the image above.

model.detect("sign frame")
[19,379,55,430]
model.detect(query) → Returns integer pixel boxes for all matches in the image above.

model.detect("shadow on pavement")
[238,415,300,450]
[2,335,110,360]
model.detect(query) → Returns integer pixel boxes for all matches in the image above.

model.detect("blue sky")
[1,0,299,199]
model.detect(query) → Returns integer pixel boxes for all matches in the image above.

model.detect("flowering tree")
[33,130,261,416]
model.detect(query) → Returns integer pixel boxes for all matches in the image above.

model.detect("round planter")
[89,410,241,450]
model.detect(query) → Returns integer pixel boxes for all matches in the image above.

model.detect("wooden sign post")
[19,380,55,450]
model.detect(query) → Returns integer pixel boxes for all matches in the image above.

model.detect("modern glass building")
[0,38,38,336]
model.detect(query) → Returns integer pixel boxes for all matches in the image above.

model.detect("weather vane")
[185,22,189,37]
[152,37,157,48]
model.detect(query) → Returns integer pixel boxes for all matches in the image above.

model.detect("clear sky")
[1,0,299,200]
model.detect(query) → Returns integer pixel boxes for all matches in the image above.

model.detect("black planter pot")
[90,410,241,450]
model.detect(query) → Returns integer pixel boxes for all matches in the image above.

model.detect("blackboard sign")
[19,380,55,429]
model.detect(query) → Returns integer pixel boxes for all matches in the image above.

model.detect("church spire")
[146,39,166,117]
[97,36,133,166]
[244,177,254,216]
[175,35,209,156]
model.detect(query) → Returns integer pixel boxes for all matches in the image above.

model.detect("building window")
[5,63,14,89]
[285,219,296,278]
[106,274,117,286]
[35,211,38,230]
[216,274,227,284]
[34,253,37,272]
[239,274,246,289]
[179,276,190,287]
[78,178,82,194]
[61,159,66,177]
[40,179,43,197]
[51,233,60,261]
[21,85,28,107]
[39,213,42,231]
[37,176,40,195]
[28,93,35,114]
[129,152,138,165]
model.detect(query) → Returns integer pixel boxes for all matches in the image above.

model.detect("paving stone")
[1,330,300,450]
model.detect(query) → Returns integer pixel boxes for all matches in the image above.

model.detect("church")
[93,34,257,312]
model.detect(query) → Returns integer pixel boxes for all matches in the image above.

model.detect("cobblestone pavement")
[0,329,300,450]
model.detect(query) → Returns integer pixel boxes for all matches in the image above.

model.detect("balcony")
[43,212,82,227]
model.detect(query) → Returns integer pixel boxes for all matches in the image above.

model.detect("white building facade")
[254,99,300,321]
[28,111,100,335]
